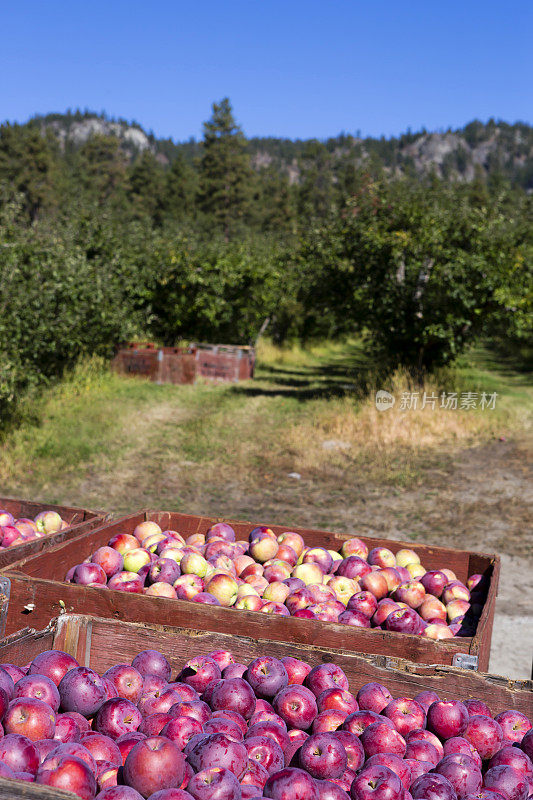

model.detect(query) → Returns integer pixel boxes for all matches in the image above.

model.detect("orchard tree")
[198,98,253,240]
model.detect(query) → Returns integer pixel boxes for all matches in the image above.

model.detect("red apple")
[494,711,532,745]
[411,773,457,800]
[298,731,347,779]
[4,697,56,740]
[356,683,393,714]
[427,700,469,740]
[273,685,318,730]
[383,697,426,736]
[0,733,40,774]
[351,764,403,800]
[368,548,397,569]
[14,674,60,711]
[360,722,407,757]
[434,754,482,798]
[123,735,185,797]
[305,664,349,697]
[464,715,503,759]
[483,766,529,800]
[263,767,319,799]
[281,658,311,686]
[36,753,96,799]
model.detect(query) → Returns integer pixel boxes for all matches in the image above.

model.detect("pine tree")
[76,134,127,205]
[163,153,198,221]
[198,98,253,240]
[127,151,165,221]
[0,123,58,222]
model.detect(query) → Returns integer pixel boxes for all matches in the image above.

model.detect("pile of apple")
[0,509,68,549]
[0,646,531,800]
[66,522,487,640]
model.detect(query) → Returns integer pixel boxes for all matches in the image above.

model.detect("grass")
[0,341,530,517]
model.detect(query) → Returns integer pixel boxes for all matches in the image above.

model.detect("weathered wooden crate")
[2,511,499,671]
[0,496,107,573]
[0,612,529,799]
[194,344,255,381]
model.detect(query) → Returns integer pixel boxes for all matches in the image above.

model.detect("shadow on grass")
[233,342,382,401]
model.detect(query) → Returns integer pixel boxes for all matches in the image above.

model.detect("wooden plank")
[0,776,75,799]
[2,511,499,669]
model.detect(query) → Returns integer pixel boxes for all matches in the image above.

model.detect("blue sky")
[1,0,531,142]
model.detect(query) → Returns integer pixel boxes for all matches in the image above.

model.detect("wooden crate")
[0,612,530,799]
[2,512,499,671]
[194,344,255,381]
[0,496,107,572]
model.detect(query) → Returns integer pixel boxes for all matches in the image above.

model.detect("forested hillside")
[0,99,531,423]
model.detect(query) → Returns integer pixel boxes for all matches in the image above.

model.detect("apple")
[277,532,305,557]
[359,569,390,599]
[92,547,124,578]
[236,595,265,611]
[131,649,171,681]
[203,574,238,607]
[419,597,447,622]
[373,600,401,627]
[298,731,347,779]
[443,738,482,768]
[442,582,471,604]
[494,711,532,745]
[243,657,288,700]
[421,571,448,598]
[35,510,63,535]
[395,549,420,568]
[262,581,291,603]
[404,740,440,765]
[14,674,60,711]
[54,713,82,743]
[351,764,403,800]
[483,766,529,800]
[434,754,482,798]
[209,678,256,720]
[107,572,144,593]
[406,729,444,759]
[180,552,210,578]
[312,709,348,732]
[133,521,162,543]
[36,753,96,799]
[174,574,204,600]
[187,732,248,778]
[427,700,469,740]
[355,683,393,714]
[423,624,455,640]
[0,733,40,773]
[303,547,333,573]
[145,583,177,598]
[368,548,397,569]
[280,657,311,686]
[336,556,372,581]
[327,576,358,605]
[463,715,503,759]
[406,564,426,579]
[273,685,317,730]
[384,607,422,635]
[244,734,284,775]
[340,538,369,560]
[263,562,293,583]
[338,609,372,628]
[317,688,358,716]
[4,697,56,740]
[178,657,221,694]
[263,767,319,799]
[72,563,108,586]
[143,534,168,553]
[411,773,457,800]
[292,563,325,586]
[488,746,533,779]
[122,735,185,797]
[276,544,299,567]
[149,559,181,585]
[393,581,426,609]
[383,698,426,736]
[249,534,279,564]
[360,722,407,757]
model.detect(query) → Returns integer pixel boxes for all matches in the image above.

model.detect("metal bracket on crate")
[453,653,479,670]
[0,576,11,639]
